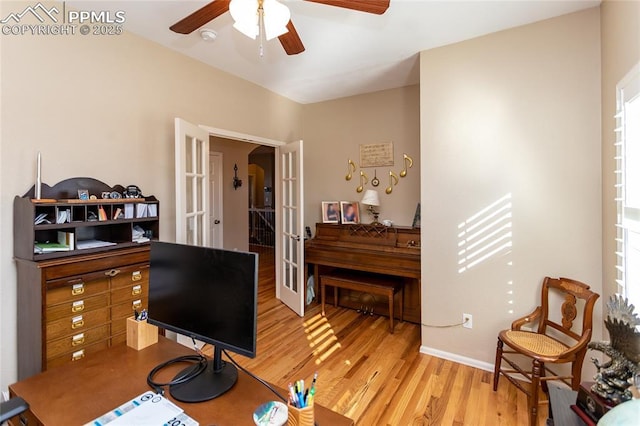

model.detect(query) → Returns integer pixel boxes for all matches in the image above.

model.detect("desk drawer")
[46,307,109,342]
[46,277,109,306]
[7,408,42,426]
[111,331,127,346]
[46,324,109,359]
[110,264,148,289]
[111,298,148,335]
[46,339,110,370]
[46,293,109,322]
[111,282,148,305]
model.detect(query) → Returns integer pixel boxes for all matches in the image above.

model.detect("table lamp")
[361,189,381,225]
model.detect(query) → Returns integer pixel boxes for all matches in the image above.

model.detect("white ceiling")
[71,0,600,104]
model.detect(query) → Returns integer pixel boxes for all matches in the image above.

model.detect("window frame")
[615,63,640,308]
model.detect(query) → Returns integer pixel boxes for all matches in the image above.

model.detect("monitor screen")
[147,241,258,401]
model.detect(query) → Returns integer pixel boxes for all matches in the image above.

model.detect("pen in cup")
[288,373,318,408]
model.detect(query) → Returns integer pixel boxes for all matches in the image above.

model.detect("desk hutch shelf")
[13,177,160,380]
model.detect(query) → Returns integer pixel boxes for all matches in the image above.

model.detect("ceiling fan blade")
[279,20,305,55]
[170,0,231,34]
[305,0,389,15]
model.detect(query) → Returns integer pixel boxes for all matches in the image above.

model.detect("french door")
[176,118,305,315]
[276,140,305,316]
[174,118,210,246]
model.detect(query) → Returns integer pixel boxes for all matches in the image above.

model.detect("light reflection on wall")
[457,193,513,274]
[458,194,514,314]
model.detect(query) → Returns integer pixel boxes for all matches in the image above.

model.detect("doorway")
[248,145,275,250]
[181,121,306,316]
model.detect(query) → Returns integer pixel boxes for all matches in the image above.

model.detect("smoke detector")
[199,28,217,42]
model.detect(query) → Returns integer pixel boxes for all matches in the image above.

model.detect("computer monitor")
[147,241,258,402]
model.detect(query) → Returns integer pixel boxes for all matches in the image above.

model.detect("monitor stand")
[169,346,238,403]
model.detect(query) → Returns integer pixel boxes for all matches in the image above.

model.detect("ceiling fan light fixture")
[230,0,258,38]
[229,0,290,41]
[261,0,290,40]
[232,20,258,39]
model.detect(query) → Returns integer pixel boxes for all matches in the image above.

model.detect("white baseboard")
[419,345,494,372]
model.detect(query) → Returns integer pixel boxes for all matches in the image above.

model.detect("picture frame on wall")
[340,201,360,224]
[322,201,340,223]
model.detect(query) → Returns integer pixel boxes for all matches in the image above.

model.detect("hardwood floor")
[215,247,547,425]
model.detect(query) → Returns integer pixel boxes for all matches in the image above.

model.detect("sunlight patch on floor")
[303,313,342,365]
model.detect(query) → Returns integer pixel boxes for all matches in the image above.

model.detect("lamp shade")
[229,0,290,41]
[361,189,380,207]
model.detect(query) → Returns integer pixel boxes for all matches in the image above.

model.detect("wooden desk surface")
[9,337,353,426]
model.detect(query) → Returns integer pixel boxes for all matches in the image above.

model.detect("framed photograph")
[340,201,360,224]
[322,201,340,223]
[77,189,89,200]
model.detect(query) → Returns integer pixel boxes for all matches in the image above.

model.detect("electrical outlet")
[463,313,473,329]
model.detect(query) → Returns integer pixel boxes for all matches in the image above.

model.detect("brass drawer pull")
[132,299,142,310]
[71,315,84,329]
[72,349,85,361]
[104,269,121,277]
[71,283,85,296]
[131,284,142,296]
[72,300,85,313]
[72,333,85,346]
[131,271,142,282]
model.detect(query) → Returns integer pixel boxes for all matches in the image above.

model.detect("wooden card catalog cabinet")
[16,248,151,379]
[14,178,158,379]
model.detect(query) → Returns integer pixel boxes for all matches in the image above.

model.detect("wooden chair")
[493,277,599,425]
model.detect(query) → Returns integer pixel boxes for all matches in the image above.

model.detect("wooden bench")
[320,270,404,333]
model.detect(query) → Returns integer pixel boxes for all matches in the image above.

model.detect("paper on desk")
[105,394,183,426]
[85,392,198,426]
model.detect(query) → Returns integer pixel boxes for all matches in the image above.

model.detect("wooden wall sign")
[359,143,394,168]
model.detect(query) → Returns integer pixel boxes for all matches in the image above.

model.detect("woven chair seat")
[504,330,568,357]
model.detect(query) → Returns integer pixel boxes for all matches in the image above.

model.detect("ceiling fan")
[169,0,390,55]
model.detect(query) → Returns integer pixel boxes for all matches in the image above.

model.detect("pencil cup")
[126,316,158,350]
[287,403,314,426]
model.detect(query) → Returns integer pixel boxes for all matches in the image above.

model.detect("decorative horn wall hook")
[400,153,413,178]
[385,170,399,194]
[356,171,369,193]
[345,159,356,181]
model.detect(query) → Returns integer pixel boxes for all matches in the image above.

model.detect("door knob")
[214,220,220,224]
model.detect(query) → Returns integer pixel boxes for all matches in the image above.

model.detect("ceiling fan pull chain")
[258,1,266,57]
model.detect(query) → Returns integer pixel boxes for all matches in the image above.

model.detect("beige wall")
[600,1,640,316]
[419,8,603,371]
[301,85,421,230]
[0,1,302,390]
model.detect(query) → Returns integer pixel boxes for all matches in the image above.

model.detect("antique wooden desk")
[8,336,353,425]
